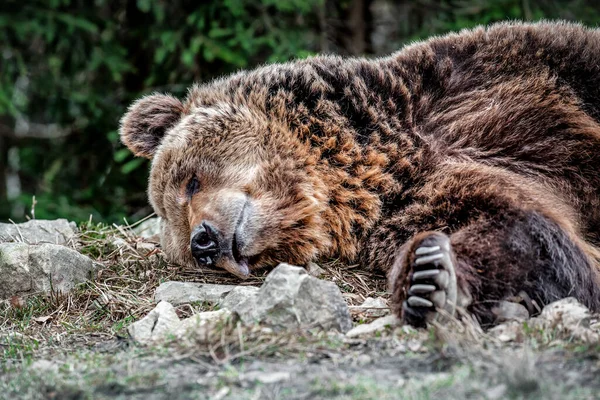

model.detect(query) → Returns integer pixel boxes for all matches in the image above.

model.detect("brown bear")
[120,21,600,328]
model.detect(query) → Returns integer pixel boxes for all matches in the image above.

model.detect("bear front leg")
[366,164,600,328]
[388,208,600,328]
[389,231,460,327]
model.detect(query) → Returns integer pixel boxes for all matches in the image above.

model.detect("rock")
[243,371,291,384]
[0,332,24,346]
[133,217,162,240]
[490,298,599,343]
[174,309,233,342]
[219,286,260,310]
[407,339,424,352]
[492,301,529,323]
[355,354,372,366]
[306,262,325,278]
[30,360,59,374]
[128,302,232,345]
[355,297,389,317]
[534,297,599,342]
[486,384,508,400]
[155,281,237,306]
[127,301,180,345]
[110,238,129,250]
[135,241,159,254]
[538,297,591,328]
[0,243,98,300]
[232,263,353,333]
[345,315,400,338]
[488,321,524,343]
[0,219,76,245]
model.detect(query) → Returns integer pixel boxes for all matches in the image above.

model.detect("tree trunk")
[0,135,9,219]
[325,0,374,56]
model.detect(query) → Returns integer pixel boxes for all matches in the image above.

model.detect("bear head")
[119,90,333,278]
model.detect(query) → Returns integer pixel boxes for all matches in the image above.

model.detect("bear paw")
[402,232,458,327]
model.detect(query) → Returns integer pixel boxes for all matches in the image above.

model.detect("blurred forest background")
[1,0,600,224]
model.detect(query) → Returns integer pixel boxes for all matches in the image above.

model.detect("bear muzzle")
[189,201,253,279]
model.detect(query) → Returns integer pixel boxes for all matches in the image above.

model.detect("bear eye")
[186,176,201,198]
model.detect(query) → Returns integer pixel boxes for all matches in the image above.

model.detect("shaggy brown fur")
[120,21,600,327]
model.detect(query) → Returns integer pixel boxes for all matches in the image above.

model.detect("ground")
[1,220,599,400]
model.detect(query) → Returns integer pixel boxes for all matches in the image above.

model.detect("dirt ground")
[3,328,600,400]
[1,222,599,400]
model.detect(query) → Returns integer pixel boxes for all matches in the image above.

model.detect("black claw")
[402,301,429,328]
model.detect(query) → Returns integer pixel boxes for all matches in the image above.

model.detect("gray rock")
[0,219,76,245]
[345,315,400,338]
[538,297,591,328]
[535,297,599,342]
[306,262,325,278]
[492,300,530,323]
[232,263,353,333]
[30,359,60,374]
[128,302,232,345]
[489,298,599,343]
[0,242,98,300]
[155,281,237,306]
[486,385,508,400]
[127,301,180,345]
[355,297,389,317]
[133,217,162,240]
[173,309,232,342]
[110,238,129,250]
[219,286,260,310]
[488,321,523,343]
[243,371,291,384]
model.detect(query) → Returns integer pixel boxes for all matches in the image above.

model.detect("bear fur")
[120,21,600,327]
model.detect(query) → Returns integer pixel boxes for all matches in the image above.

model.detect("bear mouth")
[231,231,250,275]
[217,203,258,279]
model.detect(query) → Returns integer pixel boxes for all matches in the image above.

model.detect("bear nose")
[190,222,220,266]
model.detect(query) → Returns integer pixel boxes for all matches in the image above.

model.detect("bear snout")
[188,197,255,279]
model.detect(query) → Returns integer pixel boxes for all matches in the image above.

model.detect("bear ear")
[119,93,184,159]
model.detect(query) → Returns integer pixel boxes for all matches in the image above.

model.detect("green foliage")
[1,0,599,223]
[0,0,322,222]
[392,0,600,44]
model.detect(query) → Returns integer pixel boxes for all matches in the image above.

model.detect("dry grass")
[318,260,388,305]
[0,218,389,361]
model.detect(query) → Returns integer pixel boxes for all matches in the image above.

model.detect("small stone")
[30,360,59,374]
[232,263,353,333]
[407,339,423,352]
[174,309,232,342]
[539,297,591,328]
[529,298,600,343]
[486,384,508,400]
[345,315,400,338]
[356,354,372,365]
[219,286,260,310]
[154,281,237,306]
[0,332,24,345]
[243,371,291,384]
[306,262,325,278]
[488,321,524,343]
[355,297,389,317]
[212,387,230,400]
[492,300,529,323]
[0,219,76,245]
[128,303,233,345]
[136,242,159,254]
[0,242,98,300]
[127,301,180,345]
[133,217,162,241]
[110,238,128,249]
